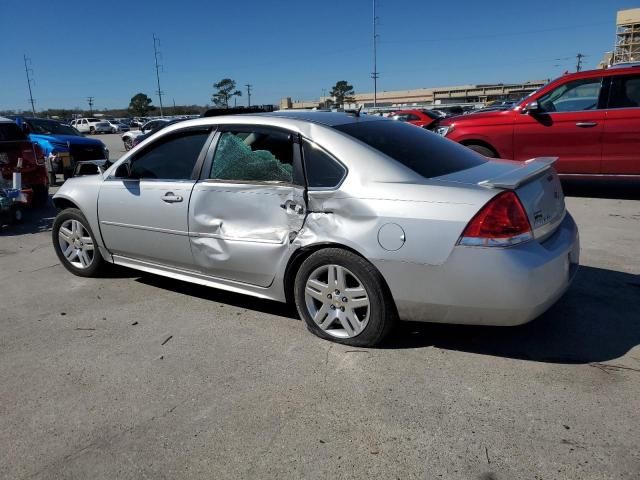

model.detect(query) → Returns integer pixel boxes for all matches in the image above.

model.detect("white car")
[70,118,103,134]
[93,122,113,134]
[121,119,169,150]
[102,120,128,133]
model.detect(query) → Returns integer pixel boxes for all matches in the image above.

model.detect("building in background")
[280,80,547,111]
[613,8,640,65]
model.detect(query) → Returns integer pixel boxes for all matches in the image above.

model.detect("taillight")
[33,144,46,165]
[458,191,532,247]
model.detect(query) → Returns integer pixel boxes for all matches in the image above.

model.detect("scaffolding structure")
[613,8,640,64]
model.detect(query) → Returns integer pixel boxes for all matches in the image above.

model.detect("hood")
[439,109,514,126]
[30,133,105,147]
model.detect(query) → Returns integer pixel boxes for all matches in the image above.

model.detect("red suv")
[436,66,640,177]
[0,117,48,205]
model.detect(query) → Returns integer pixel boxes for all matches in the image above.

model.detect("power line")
[245,83,252,107]
[153,33,165,117]
[86,96,94,115]
[23,55,36,116]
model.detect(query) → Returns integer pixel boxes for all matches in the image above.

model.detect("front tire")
[466,144,496,158]
[294,248,396,347]
[52,208,105,277]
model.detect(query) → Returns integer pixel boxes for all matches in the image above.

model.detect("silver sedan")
[51,112,579,346]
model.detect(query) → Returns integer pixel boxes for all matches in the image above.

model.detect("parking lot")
[1,136,639,479]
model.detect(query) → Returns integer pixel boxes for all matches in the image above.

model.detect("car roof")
[257,111,385,127]
[0,116,13,123]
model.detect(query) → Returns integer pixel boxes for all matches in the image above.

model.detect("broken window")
[210,130,294,183]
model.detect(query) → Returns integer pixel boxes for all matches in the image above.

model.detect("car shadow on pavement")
[133,264,639,364]
[0,200,56,236]
[134,274,298,318]
[385,265,640,364]
[562,180,640,200]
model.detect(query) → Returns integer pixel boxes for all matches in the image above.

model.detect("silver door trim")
[111,254,282,301]
[100,220,189,236]
[189,231,286,244]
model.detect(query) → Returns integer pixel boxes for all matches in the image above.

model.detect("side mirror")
[114,162,132,179]
[523,100,541,114]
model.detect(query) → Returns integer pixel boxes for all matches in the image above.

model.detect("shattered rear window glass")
[210,131,293,183]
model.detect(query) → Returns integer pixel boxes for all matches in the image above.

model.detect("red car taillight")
[33,144,46,165]
[458,191,532,247]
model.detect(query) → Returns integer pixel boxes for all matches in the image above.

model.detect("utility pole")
[23,55,36,116]
[576,53,585,72]
[86,96,94,115]
[153,33,165,117]
[371,0,380,108]
[245,83,252,107]
[173,98,176,115]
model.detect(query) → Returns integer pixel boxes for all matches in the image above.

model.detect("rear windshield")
[334,120,486,178]
[0,122,27,141]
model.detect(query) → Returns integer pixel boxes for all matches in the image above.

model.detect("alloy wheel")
[304,264,370,338]
[58,219,95,269]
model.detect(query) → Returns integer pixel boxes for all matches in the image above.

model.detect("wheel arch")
[52,196,80,211]
[283,242,396,312]
[459,139,500,158]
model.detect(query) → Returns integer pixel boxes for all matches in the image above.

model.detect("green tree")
[128,93,156,117]
[330,80,355,107]
[212,78,242,108]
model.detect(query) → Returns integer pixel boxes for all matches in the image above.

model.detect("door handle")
[575,122,598,128]
[162,192,183,203]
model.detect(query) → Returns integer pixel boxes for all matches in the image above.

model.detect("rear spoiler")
[478,157,558,189]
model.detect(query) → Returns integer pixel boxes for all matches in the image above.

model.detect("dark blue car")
[11,117,109,183]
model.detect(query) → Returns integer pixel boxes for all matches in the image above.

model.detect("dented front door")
[188,182,305,286]
[188,127,306,287]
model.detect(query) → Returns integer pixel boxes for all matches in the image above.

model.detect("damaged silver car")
[51,112,579,346]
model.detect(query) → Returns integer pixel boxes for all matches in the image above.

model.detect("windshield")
[334,120,486,179]
[28,119,80,136]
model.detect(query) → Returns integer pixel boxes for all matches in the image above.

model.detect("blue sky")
[1,0,637,110]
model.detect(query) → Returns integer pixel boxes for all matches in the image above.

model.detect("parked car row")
[70,117,130,134]
[8,116,109,185]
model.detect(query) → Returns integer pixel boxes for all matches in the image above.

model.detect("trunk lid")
[437,157,566,241]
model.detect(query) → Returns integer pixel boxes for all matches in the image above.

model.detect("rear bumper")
[375,213,580,326]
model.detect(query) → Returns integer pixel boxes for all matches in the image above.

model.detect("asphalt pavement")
[0,152,638,479]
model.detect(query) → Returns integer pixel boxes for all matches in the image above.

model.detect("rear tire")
[466,144,496,158]
[52,208,105,277]
[123,137,133,151]
[10,205,24,225]
[294,248,396,347]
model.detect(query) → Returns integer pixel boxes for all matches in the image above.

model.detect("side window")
[302,139,346,189]
[407,114,420,121]
[538,78,602,113]
[129,130,209,180]
[608,75,640,109]
[210,129,294,183]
